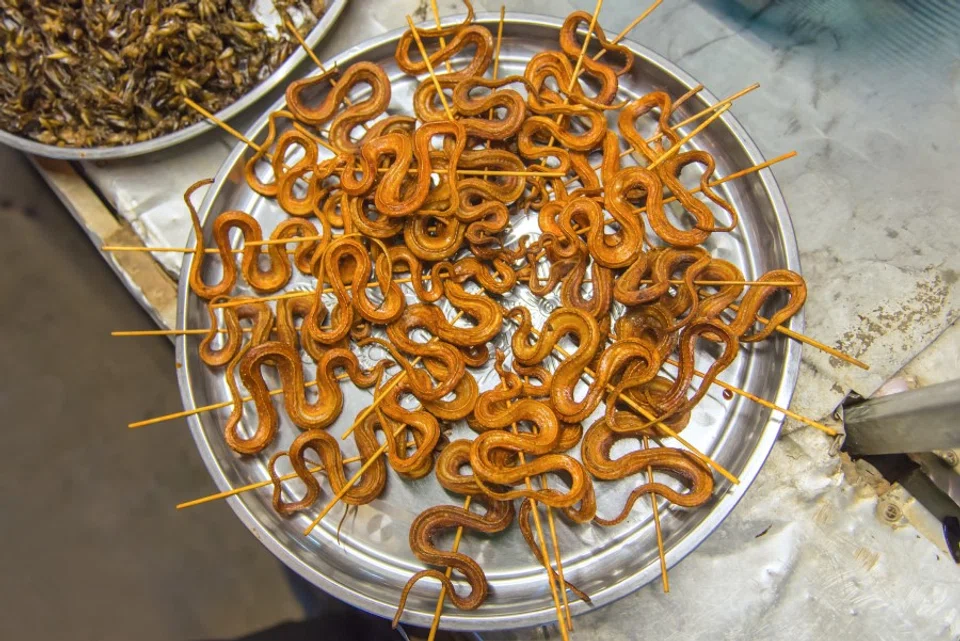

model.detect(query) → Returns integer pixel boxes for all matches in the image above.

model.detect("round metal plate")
[0,0,346,161]
[176,13,802,632]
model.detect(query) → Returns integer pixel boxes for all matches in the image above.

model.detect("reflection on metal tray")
[0,0,347,161]
[175,13,803,632]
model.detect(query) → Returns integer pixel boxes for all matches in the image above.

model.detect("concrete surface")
[0,146,304,641]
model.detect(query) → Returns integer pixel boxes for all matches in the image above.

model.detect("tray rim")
[175,11,804,631]
[0,0,348,161]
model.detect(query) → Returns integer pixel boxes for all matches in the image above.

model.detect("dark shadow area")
[0,147,306,640]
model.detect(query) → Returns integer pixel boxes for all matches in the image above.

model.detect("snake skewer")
[406,15,456,121]
[643,433,670,592]
[281,18,371,133]
[302,423,407,536]
[425,495,472,641]
[503,382,572,638]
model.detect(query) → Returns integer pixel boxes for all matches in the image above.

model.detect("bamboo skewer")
[178,464,337,510]
[184,98,262,150]
[117,261,858,377]
[580,0,665,170]
[105,247,304,255]
[596,0,663,57]
[104,246,799,288]
[426,495,472,641]
[186,96,338,155]
[129,307,460,430]
[580,353,738,485]
[375,167,571,177]
[491,6,506,81]
[673,83,705,111]
[454,169,565,177]
[187,84,564,180]
[662,357,838,436]
[176,441,418,509]
[542,0,657,175]
[584,101,728,189]
[211,290,312,308]
[428,13,502,639]
[112,328,276,338]
[541,0,603,153]
[727,302,868,371]
[481,5,506,186]
[104,247,294,254]
[114,329,212,337]
[407,15,455,121]
[562,82,703,187]
[667,83,758,134]
[568,0,604,90]
[542,494,573,629]
[643,434,669,592]
[128,372,347,429]
[112,272,809,334]
[211,276,802,308]
[429,0,453,74]
[529,0,606,180]
[619,84,758,165]
[525,369,573,629]
[102,235,325,255]
[283,17,326,71]
[339,366,415,440]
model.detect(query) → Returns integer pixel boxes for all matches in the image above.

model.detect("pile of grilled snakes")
[186,2,806,624]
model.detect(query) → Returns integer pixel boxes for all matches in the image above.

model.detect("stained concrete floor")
[0,147,305,640]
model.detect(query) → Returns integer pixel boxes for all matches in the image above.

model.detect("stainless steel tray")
[176,13,803,631]
[0,0,347,161]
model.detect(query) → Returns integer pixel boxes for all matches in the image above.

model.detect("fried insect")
[1,0,327,148]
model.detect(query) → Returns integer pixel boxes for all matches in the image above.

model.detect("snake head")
[504,306,528,324]
[492,348,508,374]
[356,336,401,374]
[373,357,397,373]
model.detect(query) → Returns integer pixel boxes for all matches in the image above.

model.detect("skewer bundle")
[116,1,866,635]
